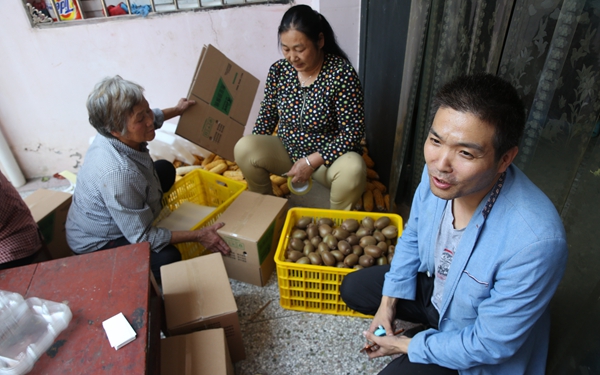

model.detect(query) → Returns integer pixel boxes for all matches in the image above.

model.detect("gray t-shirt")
[432,200,465,312]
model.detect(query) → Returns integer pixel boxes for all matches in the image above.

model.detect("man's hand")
[369,295,398,337]
[193,222,230,255]
[362,330,411,358]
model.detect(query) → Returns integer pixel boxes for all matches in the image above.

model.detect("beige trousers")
[234,134,366,210]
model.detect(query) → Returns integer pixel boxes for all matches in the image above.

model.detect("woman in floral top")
[234,4,366,210]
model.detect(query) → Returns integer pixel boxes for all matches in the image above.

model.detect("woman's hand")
[192,222,231,255]
[175,98,196,116]
[286,153,323,184]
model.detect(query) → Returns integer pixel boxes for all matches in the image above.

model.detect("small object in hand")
[360,327,405,354]
[374,325,386,337]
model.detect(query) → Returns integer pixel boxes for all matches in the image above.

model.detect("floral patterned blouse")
[252,54,365,167]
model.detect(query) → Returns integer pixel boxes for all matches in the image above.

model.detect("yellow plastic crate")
[274,208,403,318]
[161,168,246,259]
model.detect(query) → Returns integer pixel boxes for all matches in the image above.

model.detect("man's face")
[424,107,512,207]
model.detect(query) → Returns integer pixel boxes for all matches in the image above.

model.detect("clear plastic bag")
[0,291,72,375]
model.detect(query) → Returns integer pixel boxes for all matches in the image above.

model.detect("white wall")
[0,0,359,179]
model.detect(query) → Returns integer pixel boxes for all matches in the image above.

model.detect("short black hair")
[278,5,349,61]
[432,73,526,160]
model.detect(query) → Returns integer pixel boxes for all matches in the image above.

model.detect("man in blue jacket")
[340,73,568,375]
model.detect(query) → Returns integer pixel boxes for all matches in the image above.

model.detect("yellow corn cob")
[201,153,216,167]
[209,163,227,175]
[270,174,287,186]
[272,182,284,197]
[373,189,385,212]
[363,190,374,212]
[205,159,226,171]
[366,168,379,180]
[279,182,290,195]
[371,180,387,193]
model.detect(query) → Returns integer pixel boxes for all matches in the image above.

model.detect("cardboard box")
[217,191,288,287]
[160,253,245,362]
[24,189,73,259]
[176,44,260,161]
[161,329,234,375]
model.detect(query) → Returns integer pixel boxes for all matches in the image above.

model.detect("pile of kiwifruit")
[284,216,398,269]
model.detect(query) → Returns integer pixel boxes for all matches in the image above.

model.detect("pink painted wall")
[0,0,359,178]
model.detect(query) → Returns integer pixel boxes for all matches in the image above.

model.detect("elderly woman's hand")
[193,222,231,255]
[175,98,196,116]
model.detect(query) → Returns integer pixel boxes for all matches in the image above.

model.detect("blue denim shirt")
[66,109,172,253]
[383,165,568,374]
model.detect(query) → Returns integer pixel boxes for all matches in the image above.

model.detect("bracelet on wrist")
[305,157,316,171]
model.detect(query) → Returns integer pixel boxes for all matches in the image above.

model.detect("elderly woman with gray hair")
[66,75,230,282]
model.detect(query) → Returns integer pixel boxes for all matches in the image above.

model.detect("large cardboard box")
[217,191,288,287]
[160,253,245,362]
[161,329,234,375]
[176,44,260,161]
[24,189,73,259]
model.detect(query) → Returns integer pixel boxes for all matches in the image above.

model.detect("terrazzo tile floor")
[17,176,412,375]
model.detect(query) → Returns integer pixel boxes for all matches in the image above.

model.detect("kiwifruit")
[344,253,359,267]
[341,218,360,232]
[355,226,372,238]
[359,254,375,268]
[352,245,364,256]
[377,241,388,252]
[323,234,338,250]
[362,217,375,231]
[306,225,319,239]
[330,250,345,262]
[310,236,322,247]
[377,256,388,265]
[318,218,334,227]
[303,243,315,256]
[364,245,383,259]
[332,227,350,241]
[287,250,303,262]
[353,265,364,270]
[373,230,386,243]
[359,235,377,248]
[318,242,330,253]
[321,251,336,266]
[297,257,311,264]
[346,234,359,246]
[337,240,351,255]
[290,238,304,251]
[296,216,313,229]
[374,216,391,230]
[337,262,350,268]
[292,229,307,240]
[307,252,323,265]
[381,225,398,239]
[318,224,333,238]
[387,253,394,264]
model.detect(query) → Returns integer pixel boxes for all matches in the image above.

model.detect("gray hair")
[86,75,145,137]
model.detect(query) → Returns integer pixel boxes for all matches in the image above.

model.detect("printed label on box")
[212,78,233,115]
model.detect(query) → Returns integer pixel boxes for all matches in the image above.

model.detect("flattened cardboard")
[177,44,260,161]
[160,253,245,362]
[24,189,73,259]
[217,191,288,286]
[161,329,234,375]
